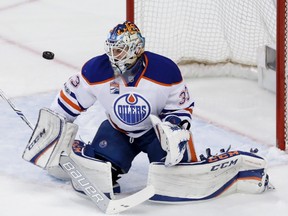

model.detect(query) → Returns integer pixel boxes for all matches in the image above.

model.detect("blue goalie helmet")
[105,21,145,75]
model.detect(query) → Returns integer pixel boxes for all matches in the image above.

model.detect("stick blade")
[106,185,155,214]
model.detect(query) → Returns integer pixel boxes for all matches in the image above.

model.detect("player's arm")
[23,66,97,176]
[159,82,194,129]
[151,82,196,166]
[50,73,96,122]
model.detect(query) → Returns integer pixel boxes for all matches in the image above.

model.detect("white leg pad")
[69,144,115,199]
[147,151,269,202]
[236,153,269,193]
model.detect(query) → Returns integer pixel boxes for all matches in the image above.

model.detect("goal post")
[126,0,287,151]
[126,0,134,23]
[276,0,287,151]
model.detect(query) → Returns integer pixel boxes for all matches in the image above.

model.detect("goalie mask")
[105,21,145,75]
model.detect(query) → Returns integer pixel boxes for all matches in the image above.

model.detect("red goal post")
[277,0,287,151]
[127,0,287,151]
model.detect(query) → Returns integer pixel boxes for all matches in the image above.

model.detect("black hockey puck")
[42,51,54,60]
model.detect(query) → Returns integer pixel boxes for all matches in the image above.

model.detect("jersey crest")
[110,81,120,94]
[113,93,151,125]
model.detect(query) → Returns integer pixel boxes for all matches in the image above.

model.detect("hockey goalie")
[22,21,272,210]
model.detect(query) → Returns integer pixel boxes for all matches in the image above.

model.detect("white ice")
[0,1,288,216]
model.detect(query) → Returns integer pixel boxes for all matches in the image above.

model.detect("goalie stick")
[1,89,155,214]
[0,89,34,130]
[60,153,154,214]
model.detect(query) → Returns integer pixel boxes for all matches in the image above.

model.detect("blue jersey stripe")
[58,98,79,117]
[69,91,87,111]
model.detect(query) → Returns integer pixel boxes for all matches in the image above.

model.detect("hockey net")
[127,0,287,150]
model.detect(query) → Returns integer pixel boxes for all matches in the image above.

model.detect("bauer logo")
[113,93,151,125]
[62,161,104,203]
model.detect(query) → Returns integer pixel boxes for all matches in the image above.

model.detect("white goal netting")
[134,0,276,66]
[132,0,288,150]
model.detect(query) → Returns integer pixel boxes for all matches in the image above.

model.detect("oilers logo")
[114,93,151,125]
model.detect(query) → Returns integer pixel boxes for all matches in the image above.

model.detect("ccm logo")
[28,128,46,150]
[210,159,238,171]
[62,162,104,202]
[208,151,240,171]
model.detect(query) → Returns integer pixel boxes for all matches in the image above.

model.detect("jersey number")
[70,75,80,87]
[179,86,190,105]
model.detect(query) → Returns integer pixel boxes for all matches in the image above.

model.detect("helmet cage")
[105,22,145,74]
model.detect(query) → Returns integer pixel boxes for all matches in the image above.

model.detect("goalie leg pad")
[237,153,272,193]
[22,108,78,172]
[147,151,270,203]
[69,140,115,199]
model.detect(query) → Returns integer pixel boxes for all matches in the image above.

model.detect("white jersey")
[50,51,194,138]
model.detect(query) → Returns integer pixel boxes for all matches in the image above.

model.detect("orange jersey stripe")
[60,90,82,112]
[188,134,198,162]
[138,54,183,87]
[134,54,149,87]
